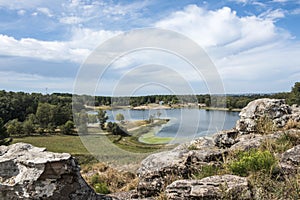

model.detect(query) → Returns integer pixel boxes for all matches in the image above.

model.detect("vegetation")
[227,149,277,177]
[0,118,11,145]
[287,82,300,105]
[115,113,125,122]
[81,163,138,194]
[97,110,108,130]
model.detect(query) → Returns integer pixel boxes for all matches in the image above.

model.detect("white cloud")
[259,9,285,20]
[0,29,120,63]
[155,5,290,49]
[37,7,53,17]
[155,5,300,93]
[17,10,26,16]
[291,8,300,15]
[59,16,84,24]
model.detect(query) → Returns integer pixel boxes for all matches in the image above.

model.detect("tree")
[6,119,23,135]
[288,82,300,105]
[0,118,11,145]
[60,120,75,135]
[98,110,108,130]
[22,119,35,135]
[36,103,53,129]
[115,113,125,122]
[106,122,127,136]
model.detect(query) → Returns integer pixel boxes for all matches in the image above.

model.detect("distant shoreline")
[86,103,242,112]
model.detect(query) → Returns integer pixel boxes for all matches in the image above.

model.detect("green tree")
[106,122,127,136]
[0,118,11,145]
[288,82,300,105]
[115,113,125,122]
[6,119,23,135]
[60,120,76,135]
[36,103,53,129]
[98,110,108,130]
[22,119,35,135]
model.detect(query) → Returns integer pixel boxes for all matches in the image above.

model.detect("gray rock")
[229,134,264,152]
[236,98,292,134]
[280,145,300,175]
[137,149,190,198]
[166,175,252,200]
[0,143,114,200]
[137,145,225,198]
[213,129,239,148]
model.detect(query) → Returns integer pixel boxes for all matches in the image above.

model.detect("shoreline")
[86,104,242,112]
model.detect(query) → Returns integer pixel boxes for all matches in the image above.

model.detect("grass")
[138,127,173,144]
[12,135,98,165]
[12,135,90,155]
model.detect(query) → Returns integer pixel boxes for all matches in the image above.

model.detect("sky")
[0,0,299,95]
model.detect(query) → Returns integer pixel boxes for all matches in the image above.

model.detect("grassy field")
[12,135,98,165]
[13,135,89,154]
[12,119,175,167]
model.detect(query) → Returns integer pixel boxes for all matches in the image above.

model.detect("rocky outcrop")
[236,98,293,134]
[0,143,113,200]
[166,175,252,200]
[137,98,300,199]
[137,136,227,198]
[279,144,300,175]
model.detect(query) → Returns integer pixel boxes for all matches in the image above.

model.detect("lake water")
[105,108,240,140]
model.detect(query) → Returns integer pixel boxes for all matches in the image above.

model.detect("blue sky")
[0,0,299,94]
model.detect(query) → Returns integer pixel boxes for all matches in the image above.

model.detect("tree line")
[0,82,299,145]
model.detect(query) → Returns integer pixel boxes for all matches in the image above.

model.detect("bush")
[90,174,110,194]
[94,183,110,194]
[228,150,277,177]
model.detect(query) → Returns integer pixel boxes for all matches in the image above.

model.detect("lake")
[105,108,240,140]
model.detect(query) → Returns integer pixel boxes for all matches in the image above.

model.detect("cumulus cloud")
[155,5,300,93]
[0,29,120,63]
[36,7,53,17]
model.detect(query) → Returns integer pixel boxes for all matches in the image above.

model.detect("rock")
[166,175,252,200]
[137,145,225,198]
[187,137,215,150]
[0,143,114,200]
[236,98,292,134]
[137,149,190,198]
[279,145,300,175]
[213,129,239,148]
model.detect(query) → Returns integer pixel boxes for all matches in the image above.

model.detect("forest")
[0,82,299,145]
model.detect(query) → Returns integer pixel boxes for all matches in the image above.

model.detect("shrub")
[94,182,110,194]
[228,150,277,177]
[90,174,110,194]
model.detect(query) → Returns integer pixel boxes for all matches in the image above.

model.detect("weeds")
[227,149,277,177]
[192,164,221,180]
[256,115,277,134]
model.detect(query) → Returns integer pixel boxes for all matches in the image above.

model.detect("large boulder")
[166,175,252,200]
[279,144,300,175]
[236,98,292,134]
[0,143,113,200]
[137,138,224,198]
